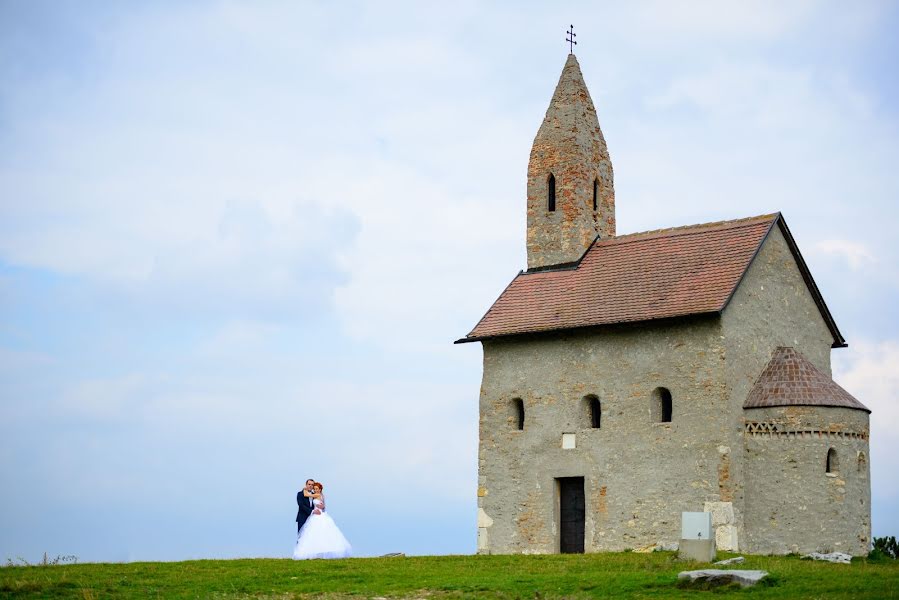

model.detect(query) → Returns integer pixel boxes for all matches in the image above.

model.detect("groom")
[296,478,317,532]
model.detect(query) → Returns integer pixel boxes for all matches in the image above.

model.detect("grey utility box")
[679,512,715,562]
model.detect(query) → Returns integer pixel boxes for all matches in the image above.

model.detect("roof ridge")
[603,213,779,246]
[521,214,777,276]
[457,212,845,350]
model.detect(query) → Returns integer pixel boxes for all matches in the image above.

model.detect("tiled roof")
[460,214,780,342]
[744,347,869,412]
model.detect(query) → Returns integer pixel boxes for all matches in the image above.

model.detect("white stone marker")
[679,512,715,562]
[561,433,576,449]
[681,512,712,540]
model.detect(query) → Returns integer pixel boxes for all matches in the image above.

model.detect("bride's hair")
[313,482,324,491]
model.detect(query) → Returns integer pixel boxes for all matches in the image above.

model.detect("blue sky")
[1,1,897,562]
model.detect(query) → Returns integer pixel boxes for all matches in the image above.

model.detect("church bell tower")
[526,53,615,270]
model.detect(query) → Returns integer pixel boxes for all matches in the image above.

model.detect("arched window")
[826,448,839,474]
[858,451,867,477]
[651,387,673,423]
[593,178,599,212]
[513,398,525,431]
[547,174,556,212]
[585,395,601,428]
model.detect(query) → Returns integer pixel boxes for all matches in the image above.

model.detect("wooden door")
[558,477,585,553]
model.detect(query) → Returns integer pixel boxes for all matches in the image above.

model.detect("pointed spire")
[542,54,596,138]
[526,54,615,270]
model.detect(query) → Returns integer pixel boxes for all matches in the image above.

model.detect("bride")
[293,481,352,559]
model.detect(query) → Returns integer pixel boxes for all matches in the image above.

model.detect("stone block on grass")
[678,569,769,588]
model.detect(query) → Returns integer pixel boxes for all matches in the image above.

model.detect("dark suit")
[296,490,314,532]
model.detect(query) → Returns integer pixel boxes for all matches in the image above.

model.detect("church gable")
[770,217,845,347]
[718,215,845,412]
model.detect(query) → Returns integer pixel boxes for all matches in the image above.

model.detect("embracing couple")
[293,478,352,560]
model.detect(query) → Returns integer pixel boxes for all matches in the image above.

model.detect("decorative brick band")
[744,421,868,440]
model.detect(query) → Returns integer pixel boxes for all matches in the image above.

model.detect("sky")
[1,1,897,562]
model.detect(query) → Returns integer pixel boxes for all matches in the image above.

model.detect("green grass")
[1,552,897,599]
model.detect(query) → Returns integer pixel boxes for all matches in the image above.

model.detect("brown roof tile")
[460,214,779,341]
[744,347,869,412]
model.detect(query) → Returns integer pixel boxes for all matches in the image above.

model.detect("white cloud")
[812,239,876,270]
[194,320,282,359]
[833,340,899,508]
[632,0,820,38]
[328,159,520,349]
[614,51,899,259]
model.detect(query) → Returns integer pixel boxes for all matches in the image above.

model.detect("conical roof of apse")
[533,53,604,149]
[744,346,870,412]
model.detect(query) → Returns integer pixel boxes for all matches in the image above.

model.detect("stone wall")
[722,223,835,378]
[742,406,870,555]
[477,317,733,554]
[476,220,870,556]
[720,222,858,553]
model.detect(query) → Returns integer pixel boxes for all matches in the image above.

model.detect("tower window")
[826,448,838,474]
[651,387,673,423]
[513,398,525,430]
[548,174,556,212]
[585,395,601,428]
[593,178,599,212]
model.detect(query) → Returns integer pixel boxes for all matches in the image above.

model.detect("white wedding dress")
[293,498,352,560]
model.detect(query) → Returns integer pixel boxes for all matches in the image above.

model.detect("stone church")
[456,54,872,556]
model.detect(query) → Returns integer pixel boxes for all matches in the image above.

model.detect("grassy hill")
[1,552,897,599]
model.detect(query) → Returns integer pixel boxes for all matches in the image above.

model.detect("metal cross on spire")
[566,24,577,54]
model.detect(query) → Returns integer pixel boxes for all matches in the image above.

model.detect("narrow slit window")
[652,387,673,423]
[593,178,599,211]
[585,395,601,428]
[513,398,525,431]
[548,174,556,212]
[826,448,838,474]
